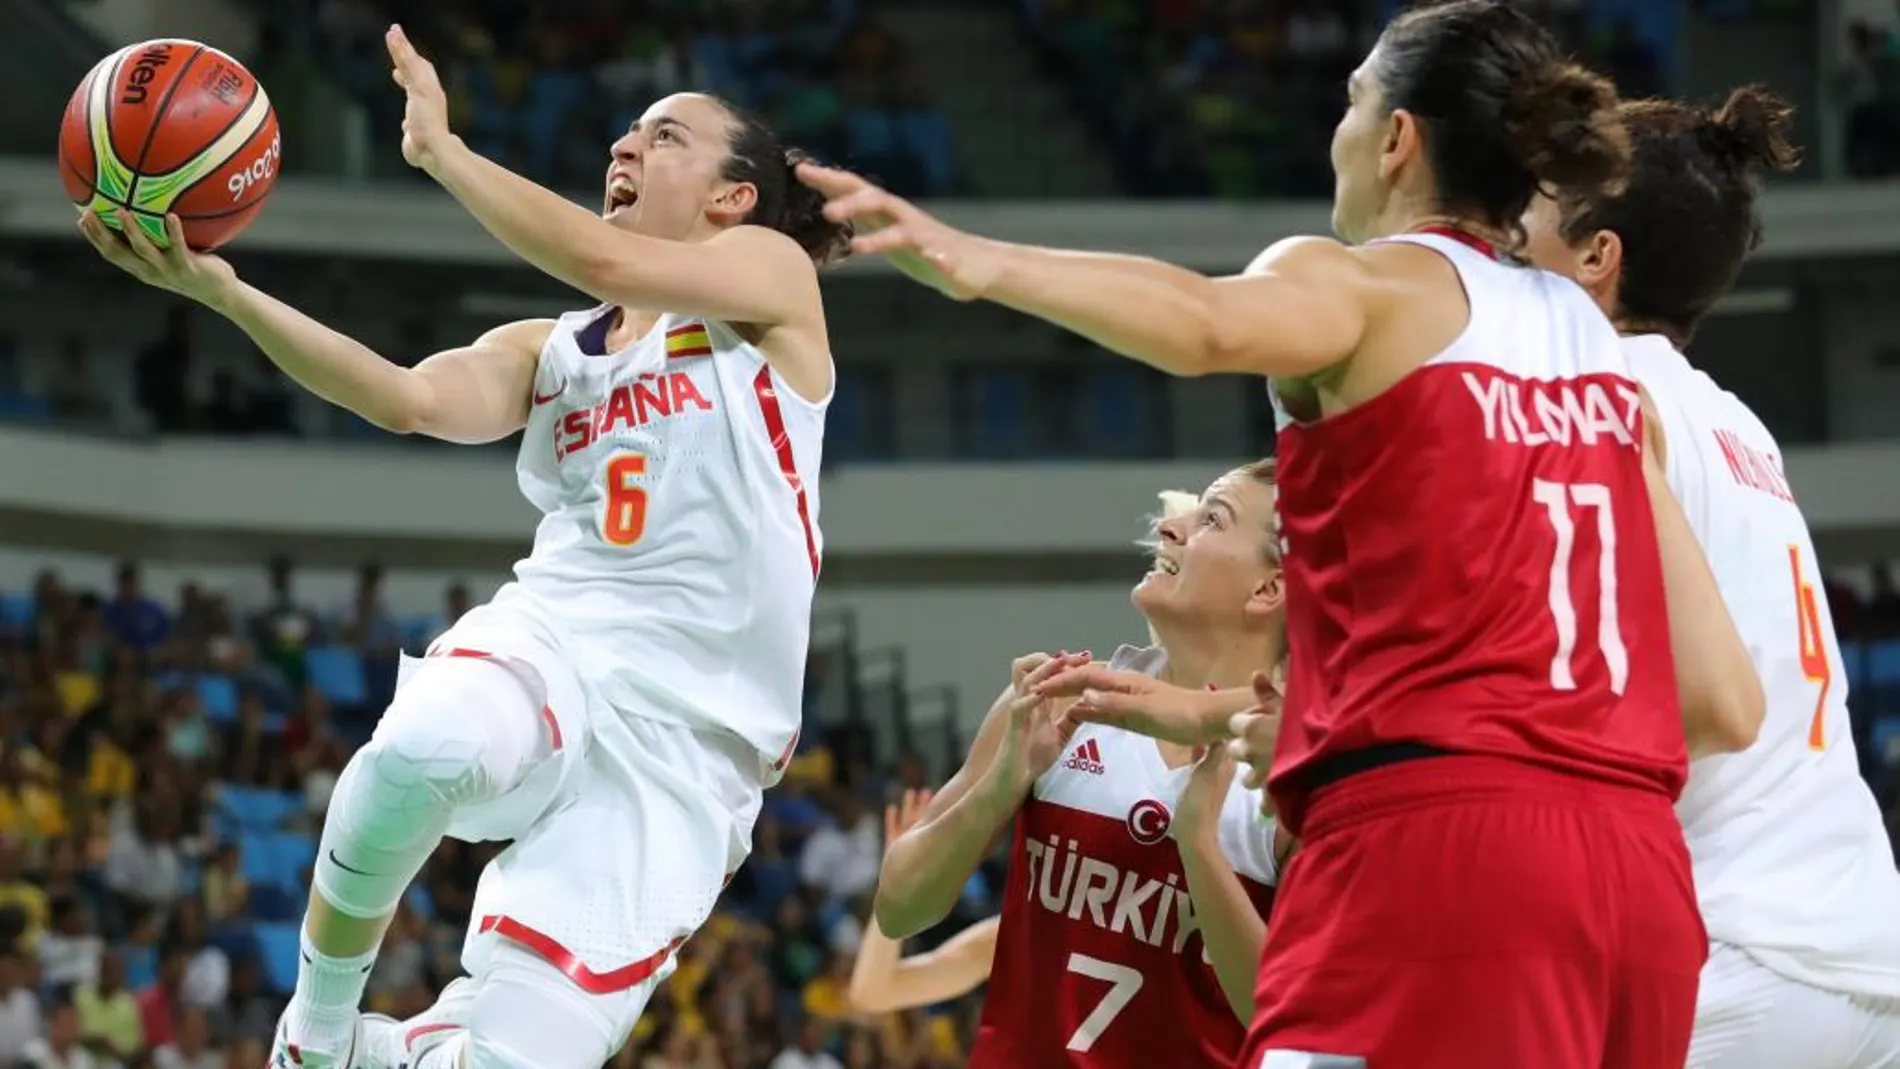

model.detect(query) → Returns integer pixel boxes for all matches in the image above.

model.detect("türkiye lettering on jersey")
[552,372,714,462]
[1022,833,1211,961]
[1460,369,1641,449]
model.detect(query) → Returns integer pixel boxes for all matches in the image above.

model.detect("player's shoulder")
[1245,235,1368,285]
[714,225,821,279]
[476,317,560,355]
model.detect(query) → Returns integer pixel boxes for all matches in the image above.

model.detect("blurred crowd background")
[2,0,1900,1067]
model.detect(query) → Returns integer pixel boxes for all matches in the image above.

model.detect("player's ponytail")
[715,99,853,265]
[1554,88,1802,345]
[1372,0,1630,242]
[1703,85,1800,178]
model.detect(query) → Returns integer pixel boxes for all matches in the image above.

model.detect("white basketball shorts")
[404,596,763,1014]
[1690,942,1900,1069]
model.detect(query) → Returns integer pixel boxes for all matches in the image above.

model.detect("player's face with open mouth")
[1135,471,1283,628]
[603,93,746,240]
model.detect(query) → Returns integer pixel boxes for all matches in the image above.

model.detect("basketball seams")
[128,43,206,192]
[140,90,272,208]
[91,46,133,204]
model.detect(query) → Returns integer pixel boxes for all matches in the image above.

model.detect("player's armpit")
[406,318,554,444]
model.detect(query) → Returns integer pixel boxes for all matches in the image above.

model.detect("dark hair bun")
[1705,85,1800,175]
[1501,60,1629,197]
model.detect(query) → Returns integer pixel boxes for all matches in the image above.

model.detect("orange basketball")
[58,39,281,251]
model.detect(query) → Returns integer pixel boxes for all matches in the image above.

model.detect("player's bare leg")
[272,657,555,1069]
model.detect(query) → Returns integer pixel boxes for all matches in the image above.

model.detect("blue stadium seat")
[1867,640,1900,690]
[255,922,302,994]
[971,371,1028,457]
[1085,370,1146,457]
[401,615,440,652]
[1842,640,1868,694]
[197,674,239,723]
[0,592,31,631]
[214,785,299,835]
[305,646,368,706]
[239,830,316,894]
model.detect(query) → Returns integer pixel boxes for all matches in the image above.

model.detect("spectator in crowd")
[20,994,92,1069]
[0,949,42,1064]
[1,553,1891,1068]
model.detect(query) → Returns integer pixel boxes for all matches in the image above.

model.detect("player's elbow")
[844,977,895,1016]
[871,886,938,943]
[1686,668,1765,758]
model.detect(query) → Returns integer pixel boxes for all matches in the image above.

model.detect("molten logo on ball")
[120,43,173,105]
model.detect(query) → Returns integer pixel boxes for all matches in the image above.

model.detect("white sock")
[282,932,377,1055]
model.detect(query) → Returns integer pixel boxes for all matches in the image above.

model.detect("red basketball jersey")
[971,652,1279,1069]
[1267,231,1688,834]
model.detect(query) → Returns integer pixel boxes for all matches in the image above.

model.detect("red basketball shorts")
[1240,755,1705,1069]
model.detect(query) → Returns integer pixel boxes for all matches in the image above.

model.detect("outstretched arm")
[848,910,999,1014]
[77,212,543,443]
[385,26,818,332]
[797,163,1367,379]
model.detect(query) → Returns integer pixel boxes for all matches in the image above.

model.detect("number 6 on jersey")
[603,454,649,546]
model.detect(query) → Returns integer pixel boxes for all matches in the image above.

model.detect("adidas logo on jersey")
[1064,739,1106,775]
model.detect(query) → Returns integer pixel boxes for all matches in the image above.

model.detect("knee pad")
[366,655,548,813]
[313,657,548,919]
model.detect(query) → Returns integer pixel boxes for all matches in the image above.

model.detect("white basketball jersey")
[493,307,826,769]
[1630,333,1900,997]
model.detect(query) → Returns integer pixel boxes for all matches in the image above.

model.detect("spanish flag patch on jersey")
[666,322,712,359]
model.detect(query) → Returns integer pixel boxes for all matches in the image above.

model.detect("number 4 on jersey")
[1788,544,1831,751]
[603,454,648,546]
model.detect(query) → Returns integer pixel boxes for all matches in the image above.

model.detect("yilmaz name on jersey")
[1460,370,1641,449]
[552,372,713,462]
[1023,834,1212,960]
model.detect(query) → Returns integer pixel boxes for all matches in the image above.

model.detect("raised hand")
[794,162,1002,300]
[78,210,236,306]
[883,788,935,858]
[1226,669,1284,794]
[990,652,1090,792]
[1172,743,1238,849]
[1035,664,1229,746]
[385,24,453,173]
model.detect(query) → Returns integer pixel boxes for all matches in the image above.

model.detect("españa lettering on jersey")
[499,307,826,768]
[551,371,714,462]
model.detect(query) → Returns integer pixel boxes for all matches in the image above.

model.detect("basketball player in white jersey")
[79,28,847,1069]
[1524,87,1900,1068]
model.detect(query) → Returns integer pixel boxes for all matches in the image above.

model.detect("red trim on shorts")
[477,915,685,994]
[431,647,564,751]
[403,1023,462,1051]
[750,366,821,578]
[772,729,801,773]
